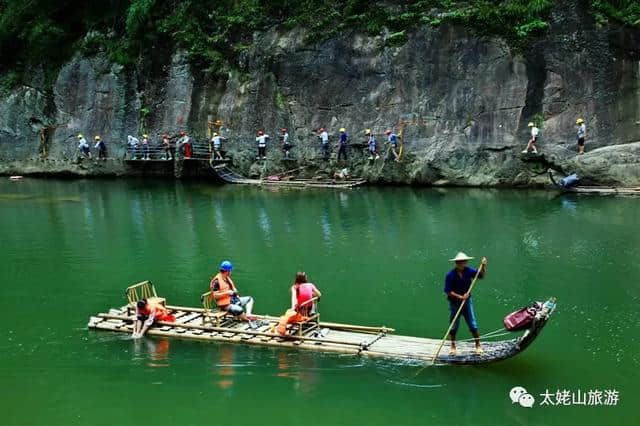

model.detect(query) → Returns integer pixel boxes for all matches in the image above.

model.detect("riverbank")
[2,140,639,188]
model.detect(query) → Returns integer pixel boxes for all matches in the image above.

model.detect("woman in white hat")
[444,252,487,355]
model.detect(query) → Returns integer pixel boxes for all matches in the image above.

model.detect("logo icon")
[510,386,535,408]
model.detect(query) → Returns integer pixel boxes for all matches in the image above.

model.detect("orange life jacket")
[211,272,236,307]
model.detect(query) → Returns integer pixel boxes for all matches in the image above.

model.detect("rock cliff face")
[1,1,639,185]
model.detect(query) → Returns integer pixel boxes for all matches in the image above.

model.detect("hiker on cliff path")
[281,128,292,159]
[337,128,348,161]
[365,129,379,160]
[127,135,139,159]
[77,134,91,159]
[318,128,330,160]
[211,132,226,160]
[256,130,269,160]
[94,135,107,160]
[522,122,539,154]
[162,133,173,160]
[576,118,586,154]
[385,129,400,162]
[141,134,150,160]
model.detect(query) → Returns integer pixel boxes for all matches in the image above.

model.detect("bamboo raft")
[87,282,555,365]
[212,165,366,189]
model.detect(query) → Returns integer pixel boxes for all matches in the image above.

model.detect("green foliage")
[0,0,638,88]
[591,0,640,27]
[385,31,408,47]
[0,69,20,96]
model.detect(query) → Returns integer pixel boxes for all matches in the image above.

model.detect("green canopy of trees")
[0,0,637,85]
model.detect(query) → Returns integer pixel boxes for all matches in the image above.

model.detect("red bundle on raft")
[503,301,543,331]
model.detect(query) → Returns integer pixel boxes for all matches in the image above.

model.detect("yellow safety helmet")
[576,118,584,124]
[77,134,83,139]
[339,128,346,132]
[527,122,534,127]
[364,128,371,135]
[213,132,218,137]
[94,135,101,140]
[142,134,148,138]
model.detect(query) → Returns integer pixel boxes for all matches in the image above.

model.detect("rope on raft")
[456,327,509,342]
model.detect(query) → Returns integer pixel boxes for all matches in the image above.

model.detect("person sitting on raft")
[274,272,322,336]
[132,298,175,338]
[211,260,257,327]
[444,252,487,356]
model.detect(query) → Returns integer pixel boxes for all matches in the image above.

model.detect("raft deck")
[88,303,551,365]
[212,165,366,189]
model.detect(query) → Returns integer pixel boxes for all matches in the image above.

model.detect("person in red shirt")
[275,272,322,335]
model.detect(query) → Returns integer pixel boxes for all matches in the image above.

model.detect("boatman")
[522,122,539,154]
[211,260,257,328]
[576,118,586,154]
[444,252,487,356]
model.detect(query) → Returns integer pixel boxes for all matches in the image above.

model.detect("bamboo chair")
[125,280,166,315]
[200,290,233,326]
[290,297,320,337]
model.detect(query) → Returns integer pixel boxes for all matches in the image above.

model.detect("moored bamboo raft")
[88,295,556,365]
[211,165,366,189]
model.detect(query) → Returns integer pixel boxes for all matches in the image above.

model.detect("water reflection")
[216,345,235,391]
[276,352,318,394]
[131,337,171,368]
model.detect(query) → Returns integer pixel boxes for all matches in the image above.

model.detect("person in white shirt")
[318,127,329,160]
[127,135,139,159]
[256,130,269,159]
[77,134,91,159]
[211,132,226,160]
[177,131,192,158]
[522,122,539,154]
[281,128,292,159]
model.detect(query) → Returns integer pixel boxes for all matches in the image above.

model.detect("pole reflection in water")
[276,351,318,394]
[216,345,235,391]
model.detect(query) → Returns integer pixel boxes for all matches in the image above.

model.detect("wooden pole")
[430,261,484,364]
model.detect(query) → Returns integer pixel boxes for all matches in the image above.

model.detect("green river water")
[0,179,638,426]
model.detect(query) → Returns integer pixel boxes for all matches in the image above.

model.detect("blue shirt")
[444,267,483,301]
[388,134,397,145]
[368,136,376,151]
[340,133,348,145]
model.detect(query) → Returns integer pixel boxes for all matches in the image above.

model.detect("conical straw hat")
[450,252,474,262]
